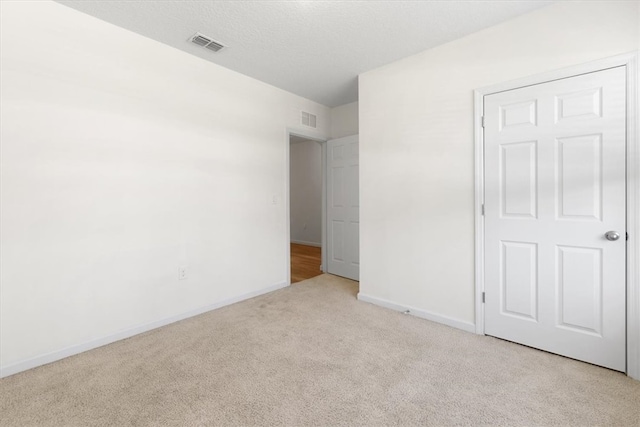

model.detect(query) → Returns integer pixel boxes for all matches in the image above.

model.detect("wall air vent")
[301,111,317,128]
[189,32,225,53]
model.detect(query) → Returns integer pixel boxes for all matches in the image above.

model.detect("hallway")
[291,243,322,283]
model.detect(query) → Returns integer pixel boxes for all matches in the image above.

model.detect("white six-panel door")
[484,67,626,371]
[327,135,359,281]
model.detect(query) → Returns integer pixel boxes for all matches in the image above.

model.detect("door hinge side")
[626,232,629,241]
[482,292,485,303]
[481,204,485,216]
[481,116,485,128]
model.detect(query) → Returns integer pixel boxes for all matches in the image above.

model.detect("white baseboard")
[357,293,476,334]
[0,281,288,379]
[290,240,321,248]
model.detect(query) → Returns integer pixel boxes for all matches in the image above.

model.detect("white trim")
[357,293,476,333]
[321,140,327,272]
[285,128,328,284]
[475,54,638,96]
[625,53,640,380]
[473,52,640,379]
[0,281,288,379]
[290,240,322,248]
[474,90,485,335]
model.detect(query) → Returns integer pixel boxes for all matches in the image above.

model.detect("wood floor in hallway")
[290,243,322,283]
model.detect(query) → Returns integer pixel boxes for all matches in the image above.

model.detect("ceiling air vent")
[189,32,225,53]
[301,111,317,128]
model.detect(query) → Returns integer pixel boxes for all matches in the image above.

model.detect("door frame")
[473,52,639,379]
[285,128,328,285]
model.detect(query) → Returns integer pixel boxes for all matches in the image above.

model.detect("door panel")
[501,241,538,321]
[327,135,359,281]
[331,220,344,262]
[500,141,538,218]
[556,245,602,335]
[484,67,626,371]
[556,134,602,220]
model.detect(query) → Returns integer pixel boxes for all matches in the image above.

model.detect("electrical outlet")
[178,266,188,280]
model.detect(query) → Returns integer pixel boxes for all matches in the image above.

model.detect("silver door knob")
[605,231,620,241]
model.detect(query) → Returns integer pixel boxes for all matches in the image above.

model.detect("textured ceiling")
[56,0,553,107]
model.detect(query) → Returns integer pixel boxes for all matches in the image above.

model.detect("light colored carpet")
[1,274,639,426]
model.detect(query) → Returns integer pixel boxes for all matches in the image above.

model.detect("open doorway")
[289,134,325,283]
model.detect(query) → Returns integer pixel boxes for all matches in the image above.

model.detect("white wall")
[330,101,359,139]
[290,140,322,246]
[0,1,329,374]
[359,1,640,326]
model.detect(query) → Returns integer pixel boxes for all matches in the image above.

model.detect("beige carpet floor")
[1,274,639,426]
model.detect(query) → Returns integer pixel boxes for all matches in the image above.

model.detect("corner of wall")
[330,101,359,139]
